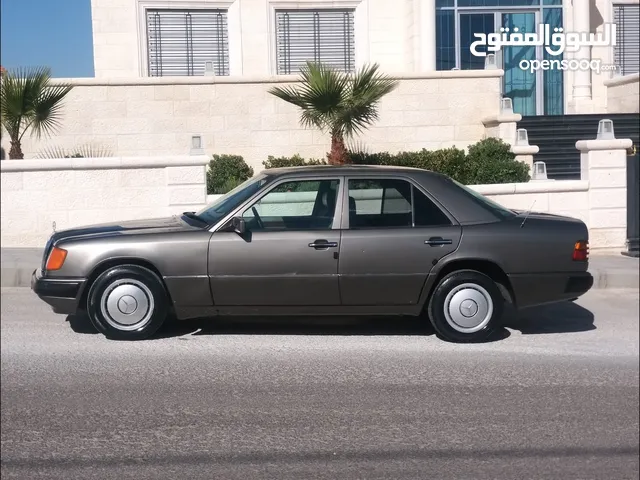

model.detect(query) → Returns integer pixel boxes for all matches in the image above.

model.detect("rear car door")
[208,176,343,306]
[338,176,462,306]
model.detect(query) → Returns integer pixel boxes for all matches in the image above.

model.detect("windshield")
[449,178,516,219]
[196,174,270,225]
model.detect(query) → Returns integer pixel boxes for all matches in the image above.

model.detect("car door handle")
[425,237,453,246]
[309,240,338,249]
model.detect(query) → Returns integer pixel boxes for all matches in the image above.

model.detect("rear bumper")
[31,269,85,315]
[509,271,594,309]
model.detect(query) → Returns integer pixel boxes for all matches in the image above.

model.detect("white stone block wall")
[577,138,632,250]
[0,156,208,247]
[0,71,503,173]
[605,74,640,114]
[1,141,630,249]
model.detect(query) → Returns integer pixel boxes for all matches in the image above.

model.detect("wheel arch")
[78,257,174,311]
[424,258,516,308]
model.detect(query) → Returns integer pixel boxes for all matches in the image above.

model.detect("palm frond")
[30,82,73,139]
[268,85,306,108]
[337,63,399,137]
[36,142,113,159]
[0,66,73,143]
[36,145,68,159]
[268,61,397,148]
[269,62,350,133]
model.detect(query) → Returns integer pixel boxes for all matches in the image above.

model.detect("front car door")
[338,176,462,306]
[208,176,344,306]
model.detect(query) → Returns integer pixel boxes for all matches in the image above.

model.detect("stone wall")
[1,137,630,249]
[606,74,640,114]
[0,71,503,173]
[0,156,208,247]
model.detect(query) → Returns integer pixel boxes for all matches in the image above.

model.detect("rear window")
[448,178,516,220]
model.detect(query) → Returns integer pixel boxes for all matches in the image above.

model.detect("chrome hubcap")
[100,279,154,331]
[443,283,493,333]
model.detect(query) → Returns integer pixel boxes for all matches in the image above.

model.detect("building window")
[613,4,640,76]
[146,9,230,76]
[275,9,355,75]
[435,0,564,116]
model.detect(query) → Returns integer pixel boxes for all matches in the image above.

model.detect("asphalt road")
[1,287,638,480]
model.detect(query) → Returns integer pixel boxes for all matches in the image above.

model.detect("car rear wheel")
[86,265,168,340]
[427,270,504,343]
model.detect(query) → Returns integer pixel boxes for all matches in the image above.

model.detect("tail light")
[572,240,589,261]
[46,246,68,271]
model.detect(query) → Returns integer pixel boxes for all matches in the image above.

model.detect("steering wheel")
[252,206,265,229]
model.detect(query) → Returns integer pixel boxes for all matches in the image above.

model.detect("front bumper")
[31,269,85,315]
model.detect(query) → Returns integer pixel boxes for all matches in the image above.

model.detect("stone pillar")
[575,138,632,249]
[482,114,522,146]
[511,145,539,175]
[421,0,436,70]
[570,0,593,112]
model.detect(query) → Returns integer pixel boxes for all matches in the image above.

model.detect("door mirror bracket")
[231,217,246,235]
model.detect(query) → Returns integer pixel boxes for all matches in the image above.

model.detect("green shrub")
[207,154,254,194]
[348,147,470,180]
[263,154,326,169]
[349,140,528,184]
[464,137,531,184]
[258,138,530,186]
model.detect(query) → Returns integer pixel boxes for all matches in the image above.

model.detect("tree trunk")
[328,133,350,165]
[9,139,23,159]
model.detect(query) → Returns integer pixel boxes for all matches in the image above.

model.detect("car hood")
[49,215,200,245]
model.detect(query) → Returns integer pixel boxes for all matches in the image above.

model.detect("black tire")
[86,265,169,340]
[427,270,504,343]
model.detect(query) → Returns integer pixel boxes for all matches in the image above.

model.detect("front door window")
[242,179,340,231]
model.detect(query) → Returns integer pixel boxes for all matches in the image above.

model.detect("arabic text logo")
[469,23,616,58]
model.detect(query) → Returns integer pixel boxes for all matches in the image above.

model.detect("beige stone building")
[2,0,639,173]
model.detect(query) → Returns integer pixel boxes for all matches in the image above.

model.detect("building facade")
[91,0,639,115]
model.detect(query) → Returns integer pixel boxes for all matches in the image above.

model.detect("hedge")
[207,154,254,194]
[263,138,530,185]
[207,139,531,194]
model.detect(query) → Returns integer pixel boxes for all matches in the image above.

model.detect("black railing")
[624,147,640,257]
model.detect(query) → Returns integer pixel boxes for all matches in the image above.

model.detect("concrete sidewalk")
[1,247,637,290]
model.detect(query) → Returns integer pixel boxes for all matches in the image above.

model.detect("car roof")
[260,164,442,177]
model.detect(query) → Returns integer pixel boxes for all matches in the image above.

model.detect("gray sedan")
[31,165,593,342]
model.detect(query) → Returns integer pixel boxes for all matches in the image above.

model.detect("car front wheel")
[86,265,168,340]
[427,270,504,343]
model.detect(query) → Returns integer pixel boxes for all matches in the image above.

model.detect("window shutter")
[146,9,230,77]
[275,9,356,75]
[613,4,640,76]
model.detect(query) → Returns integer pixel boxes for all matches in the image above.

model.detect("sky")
[1,0,95,77]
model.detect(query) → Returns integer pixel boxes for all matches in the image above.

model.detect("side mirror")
[231,217,246,234]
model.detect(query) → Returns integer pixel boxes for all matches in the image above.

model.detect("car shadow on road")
[502,301,596,335]
[65,300,594,342]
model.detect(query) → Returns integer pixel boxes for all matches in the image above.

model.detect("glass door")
[500,12,539,116]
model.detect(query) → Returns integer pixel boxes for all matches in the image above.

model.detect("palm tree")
[268,62,398,165]
[0,67,73,159]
